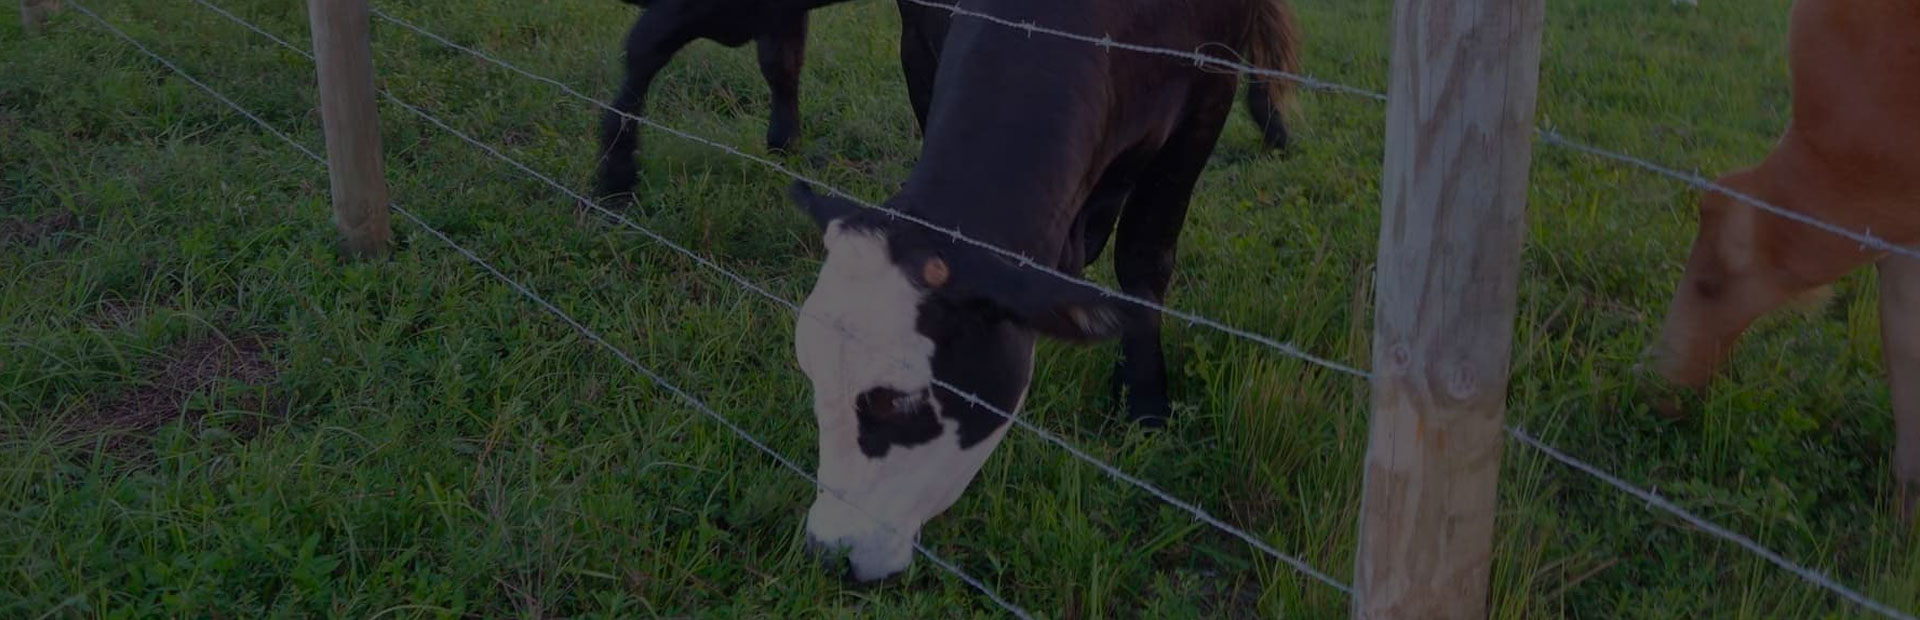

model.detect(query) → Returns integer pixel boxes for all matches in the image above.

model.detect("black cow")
[788,0,1301,583]
[593,0,1299,204]
[593,0,847,203]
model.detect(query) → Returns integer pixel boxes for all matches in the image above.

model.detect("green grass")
[2,0,1915,617]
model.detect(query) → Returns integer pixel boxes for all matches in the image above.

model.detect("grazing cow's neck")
[891,18,1129,268]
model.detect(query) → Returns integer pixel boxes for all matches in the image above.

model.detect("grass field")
[4,0,1917,617]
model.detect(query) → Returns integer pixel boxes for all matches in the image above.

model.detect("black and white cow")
[788,0,1302,583]
[592,0,1300,205]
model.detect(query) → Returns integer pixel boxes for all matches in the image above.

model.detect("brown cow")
[1646,0,1920,519]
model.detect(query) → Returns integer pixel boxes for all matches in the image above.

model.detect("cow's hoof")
[593,191,637,213]
[1130,413,1169,430]
[593,165,639,209]
[766,133,798,156]
[1125,397,1171,430]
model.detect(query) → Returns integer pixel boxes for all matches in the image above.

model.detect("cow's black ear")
[942,250,1131,343]
[789,181,861,231]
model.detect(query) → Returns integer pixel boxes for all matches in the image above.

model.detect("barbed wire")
[330,4,1920,617]
[910,0,1920,264]
[898,0,1389,102]
[191,0,1353,593]
[364,5,1374,380]
[1507,426,1916,620]
[1538,131,1920,263]
[67,0,1920,617]
[838,5,1920,615]
[67,3,1031,616]
[378,83,1354,594]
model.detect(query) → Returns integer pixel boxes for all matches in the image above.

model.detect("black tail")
[1244,83,1290,152]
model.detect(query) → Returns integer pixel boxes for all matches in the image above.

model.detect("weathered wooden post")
[20,0,58,32]
[306,0,391,259]
[1353,0,1546,616]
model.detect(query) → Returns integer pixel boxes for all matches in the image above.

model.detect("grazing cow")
[592,0,1301,204]
[593,0,848,203]
[787,0,1301,582]
[1646,0,1920,519]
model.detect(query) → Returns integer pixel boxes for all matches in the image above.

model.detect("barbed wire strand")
[381,88,1353,595]
[92,0,1920,616]
[900,0,1388,101]
[68,4,1032,616]
[192,0,1353,594]
[363,5,1373,380]
[1538,131,1920,263]
[185,0,1920,609]
[836,11,1920,615]
[372,1,1920,366]
[1508,426,1915,620]
[386,203,1036,620]
[908,0,1920,263]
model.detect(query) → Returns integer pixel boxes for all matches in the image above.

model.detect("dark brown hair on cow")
[1244,0,1302,116]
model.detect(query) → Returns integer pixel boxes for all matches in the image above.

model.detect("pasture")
[2,0,1916,616]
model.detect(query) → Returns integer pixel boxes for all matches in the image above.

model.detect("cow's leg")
[1243,82,1290,153]
[1108,94,1232,427]
[755,13,808,154]
[1071,169,1139,409]
[1078,154,1154,270]
[1880,256,1920,523]
[896,1,939,134]
[594,9,698,205]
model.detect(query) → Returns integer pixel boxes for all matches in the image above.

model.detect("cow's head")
[787,183,1126,582]
[1646,171,1860,403]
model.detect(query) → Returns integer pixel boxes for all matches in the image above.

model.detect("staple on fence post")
[20,0,58,33]
[1353,0,1546,616]
[306,0,392,259]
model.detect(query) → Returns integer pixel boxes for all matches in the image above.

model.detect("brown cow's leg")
[1880,256,1920,524]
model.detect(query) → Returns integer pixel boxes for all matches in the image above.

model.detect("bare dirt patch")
[0,208,80,249]
[64,333,283,456]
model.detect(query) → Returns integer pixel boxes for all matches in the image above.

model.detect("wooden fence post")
[306,0,391,259]
[1353,0,1546,616]
[20,0,58,32]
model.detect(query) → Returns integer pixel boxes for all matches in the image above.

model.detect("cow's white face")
[787,184,1127,582]
[794,222,1007,582]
